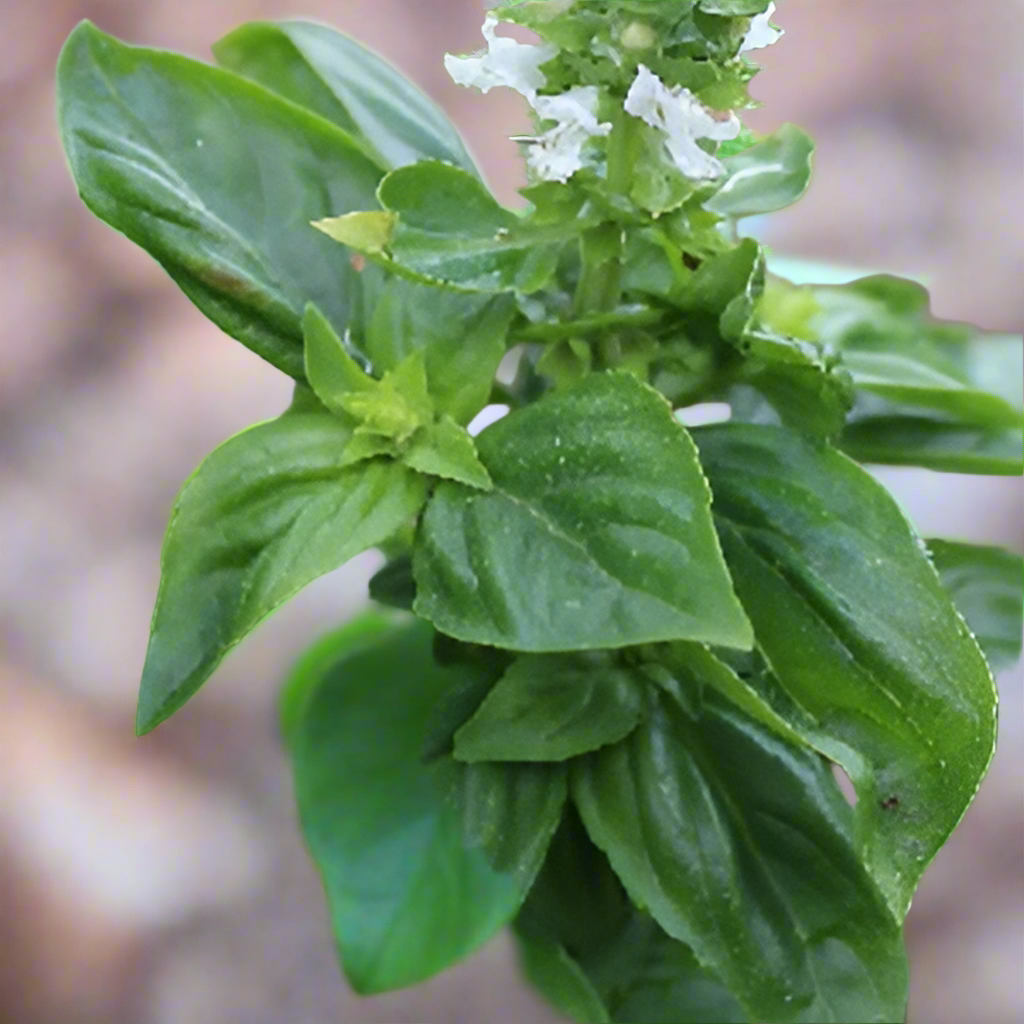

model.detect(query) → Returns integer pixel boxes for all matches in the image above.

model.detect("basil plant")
[57,3,1022,1021]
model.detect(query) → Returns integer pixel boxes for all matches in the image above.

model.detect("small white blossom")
[741,2,783,52]
[624,65,740,180]
[444,15,556,101]
[527,86,612,183]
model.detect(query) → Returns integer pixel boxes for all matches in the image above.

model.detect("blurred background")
[0,1,1021,1022]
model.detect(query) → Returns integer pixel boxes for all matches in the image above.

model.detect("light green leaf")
[843,349,1023,429]
[441,759,568,892]
[341,348,433,443]
[367,281,516,425]
[705,124,814,218]
[929,539,1023,673]
[214,20,480,174]
[454,654,646,762]
[573,687,908,1024]
[698,0,771,14]
[839,416,1023,475]
[315,161,588,293]
[403,416,493,490]
[57,21,384,380]
[414,373,753,653]
[303,303,374,417]
[284,619,522,993]
[137,410,426,733]
[694,423,998,916]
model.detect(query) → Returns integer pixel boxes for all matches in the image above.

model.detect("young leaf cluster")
[56,4,1022,1022]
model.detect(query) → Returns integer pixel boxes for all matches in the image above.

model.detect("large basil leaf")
[283,618,522,993]
[453,654,647,762]
[57,21,384,379]
[137,411,426,733]
[414,373,753,652]
[705,124,814,219]
[574,687,908,1024]
[694,423,998,916]
[840,416,1024,475]
[315,161,589,293]
[214,20,479,174]
[929,539,1023,673]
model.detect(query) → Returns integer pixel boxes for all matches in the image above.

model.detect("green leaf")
[517,811,744,1024]
[341,348,433,444]
[403,416,493,490]
[928,540,1023,673]
[698,0,771,14]
[213,20,479,174]
[57,22,384,380]
[368,556,415,611]
[705,124,814,218]
[840,416,1024,475]
[284,618,522,993]
[441,759,568,891]
[843,349,1023,429]
[315,161,588,293]
[454,654,646,762]
[137,410,426,733]
[516,935,612,1024]
[694,423,998,917]
[573,687,909,1024]
[303,303,375,417]
[414,373,753,653]
[367,281,516,425]
[278,611,395,745]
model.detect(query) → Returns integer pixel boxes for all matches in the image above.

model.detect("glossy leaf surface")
[214,20,479,173]
[574,687,909,1024]
[315,161,587,293]
[929,539,1023,672]
[454,654,647,762]
[695,423,998,915]
[138,411,425,732]
[58,22,383,379]
[705,124,814,218]
[414,373,753,652]
[284,618,521,993]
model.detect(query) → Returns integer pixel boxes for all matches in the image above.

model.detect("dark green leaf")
[214,20,479,174]
[929,540,1023,672]
[516,935,612,1024]
[368,556,415,611]
[315,161,589,293]
[574,687,908,1024]
[705,124,814,218]
[57,22,383,379]
[441,759,568,891]
[694,423,998,916]
[414,373,753,653]
[137,410,426,733]
[285,618,521,993]
[840,416,1023,475]
[278,611,395,745]
[454,654,647,762]
[366,281,516,425]
[517,812,744,1024]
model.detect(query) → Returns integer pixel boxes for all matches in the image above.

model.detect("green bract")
[58,3,1021,1023]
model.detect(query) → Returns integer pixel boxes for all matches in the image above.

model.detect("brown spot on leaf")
[350,254,366,273]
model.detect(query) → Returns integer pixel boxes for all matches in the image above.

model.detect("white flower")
[624,65,740,180]
[444,15,556,101]
[741,2,783,52]
[526,86,612,183]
